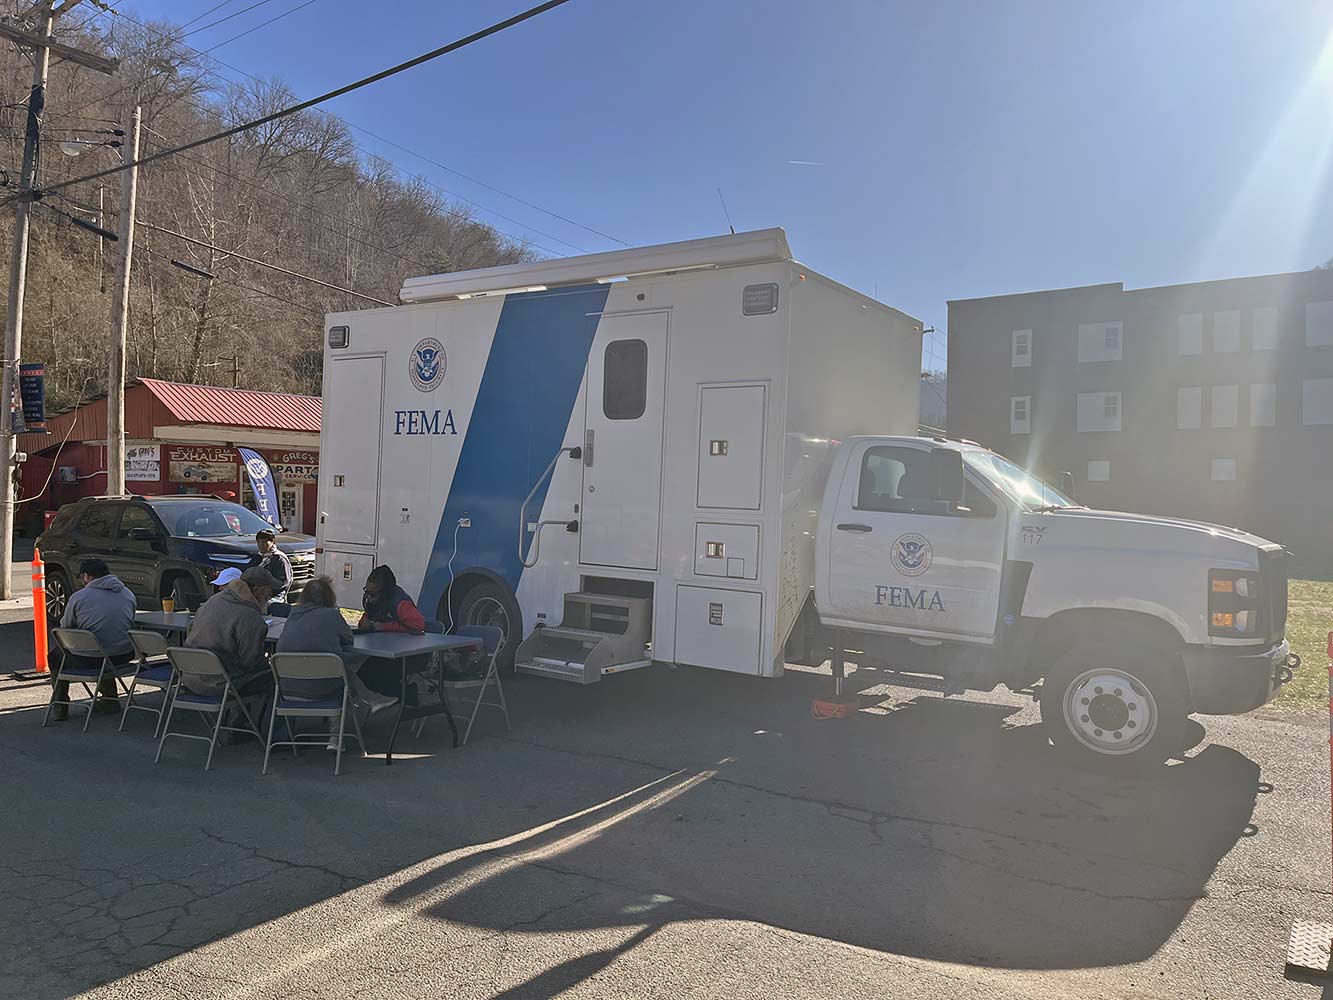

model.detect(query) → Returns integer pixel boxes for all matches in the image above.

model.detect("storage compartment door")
[323,356,384,546]
[697,384,766,509]
[674,585,762,674]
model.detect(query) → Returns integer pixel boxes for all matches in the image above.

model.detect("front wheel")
[454,581,522,670]
[1040,641,1188,769]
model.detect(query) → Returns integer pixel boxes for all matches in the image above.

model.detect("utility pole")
[105,104,139,497]
[0,6,54,602]
[0,0,114,600]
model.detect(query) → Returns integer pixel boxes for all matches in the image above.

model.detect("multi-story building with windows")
[946,268,1333,557]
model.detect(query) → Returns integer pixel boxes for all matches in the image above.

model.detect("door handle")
[836,523,872,533]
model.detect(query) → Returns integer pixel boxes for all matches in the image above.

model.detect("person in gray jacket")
[49,559,136,722]
[275,576,395,713]
[182,567,274,703]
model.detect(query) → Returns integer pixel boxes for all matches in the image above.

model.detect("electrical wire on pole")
[19,0,576,204]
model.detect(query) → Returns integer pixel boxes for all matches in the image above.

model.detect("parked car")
[37,495,316,622]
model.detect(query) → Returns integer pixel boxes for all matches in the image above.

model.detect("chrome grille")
[1259,548,1289,642]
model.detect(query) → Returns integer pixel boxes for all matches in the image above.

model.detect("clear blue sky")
[112,0,1333,369]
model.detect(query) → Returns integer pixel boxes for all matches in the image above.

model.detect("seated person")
[356,565,430,699]
[209,566,241,595]
[245,529,292,604]
[50,559,136,722]
[182,567,275,722]
[357,565,425,634]
[275,576,395,714]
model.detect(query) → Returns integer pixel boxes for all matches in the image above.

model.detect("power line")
[74,1,624,247]
[180,0,280,39]
[178,0,246,32]
[26,0,577,209]
[141,243,324,319]
[138,218,396,304]
[198,0,321,54]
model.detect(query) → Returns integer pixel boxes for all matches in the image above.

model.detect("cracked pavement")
[0,631,1327,999]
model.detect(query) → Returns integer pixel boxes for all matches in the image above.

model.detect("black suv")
[38,495,316,622]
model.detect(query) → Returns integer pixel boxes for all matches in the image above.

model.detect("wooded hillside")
[0,7,536,411]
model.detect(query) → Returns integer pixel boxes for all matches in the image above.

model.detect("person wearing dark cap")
[245,529,292,603]
[48,559,136,722]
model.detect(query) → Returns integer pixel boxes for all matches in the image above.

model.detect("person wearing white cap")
[210,567,242,593]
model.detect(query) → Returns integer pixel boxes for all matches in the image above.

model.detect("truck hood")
[1031,507,1277,560]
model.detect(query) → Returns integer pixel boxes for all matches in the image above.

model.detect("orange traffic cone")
[31,547,48,674]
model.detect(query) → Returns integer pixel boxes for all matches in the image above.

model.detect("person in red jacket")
[357,565,426,634]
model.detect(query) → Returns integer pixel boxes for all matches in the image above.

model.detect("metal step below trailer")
[515,592,652,684]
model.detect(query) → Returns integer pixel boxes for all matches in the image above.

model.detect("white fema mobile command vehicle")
[317,229,1299,766]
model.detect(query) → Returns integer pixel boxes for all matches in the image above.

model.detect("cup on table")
[161,597,176,614]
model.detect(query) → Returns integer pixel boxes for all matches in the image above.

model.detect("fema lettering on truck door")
[824,441,1006,639]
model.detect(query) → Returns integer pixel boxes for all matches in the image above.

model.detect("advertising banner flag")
[238,447,281,527]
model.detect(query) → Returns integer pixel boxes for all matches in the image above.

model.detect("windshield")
[962,451,1078,510]
[152,501,274,538]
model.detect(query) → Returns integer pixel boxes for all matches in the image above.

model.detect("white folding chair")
[442,625,510,746]
[264,652,366,777]
[156,648,264,771]
[121,629,176,737]
[44,629,137,732]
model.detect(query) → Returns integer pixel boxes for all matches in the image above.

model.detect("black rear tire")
[168,574,206,612]
[1040,639,1189,771]
[453,581,522,670]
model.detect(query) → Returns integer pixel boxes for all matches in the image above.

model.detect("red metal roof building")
[17,378,322,536]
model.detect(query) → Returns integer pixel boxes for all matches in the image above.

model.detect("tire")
[168,573,206,612]
[454,581,522,670]
[1040,639,1188,770]
[45,568,70,625]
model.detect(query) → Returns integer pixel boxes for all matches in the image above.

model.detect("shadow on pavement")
[0,658,1261,997]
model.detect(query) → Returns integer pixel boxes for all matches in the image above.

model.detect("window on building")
[1250,383,1276,427]
[1308,301,1333,347]
[1177,386,1202,429]
[1010,396,1031,435]
[1077,391,1122,432]
[602,339,647,420]
[1078,322,1122,363]
[1178,313,1203,355]
[1011,330,1032,368]
[1252,306,1278,351]
[1304,377,1333,425]
[1087,460,1110,482]
[1212,310,1241,353]
[1211,385,1238,428]
[1210,458,1237,482]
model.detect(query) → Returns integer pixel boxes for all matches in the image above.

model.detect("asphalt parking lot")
[0,617,1327,1000]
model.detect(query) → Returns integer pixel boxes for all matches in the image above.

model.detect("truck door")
[824,441,1006,640]
[580,312,668,570]
[110,503,163,606]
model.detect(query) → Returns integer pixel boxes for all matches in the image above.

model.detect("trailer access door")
[322,354,384,546]
[580,312,667,570]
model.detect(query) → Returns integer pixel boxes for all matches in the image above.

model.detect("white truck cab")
[806,436,1297,764]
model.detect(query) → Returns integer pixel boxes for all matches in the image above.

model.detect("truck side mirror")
[1058,471,1076,500]
[929,448,965,504]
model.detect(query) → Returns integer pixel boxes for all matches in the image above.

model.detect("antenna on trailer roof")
[716,187,736,235]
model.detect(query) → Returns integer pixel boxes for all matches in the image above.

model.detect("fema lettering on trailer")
[393,409,458,436]
[875,585,946,612]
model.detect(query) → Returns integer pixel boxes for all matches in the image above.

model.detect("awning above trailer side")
[398,228,793,304]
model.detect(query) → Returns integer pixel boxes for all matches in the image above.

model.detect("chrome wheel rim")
[1062,668,1158,756]
[46,576,67,621]
[465,596,510,645]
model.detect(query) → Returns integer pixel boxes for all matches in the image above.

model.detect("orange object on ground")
[811,697,858,720]
[31,548,48,674]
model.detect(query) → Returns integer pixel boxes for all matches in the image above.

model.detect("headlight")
[1208,570,1261,637]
